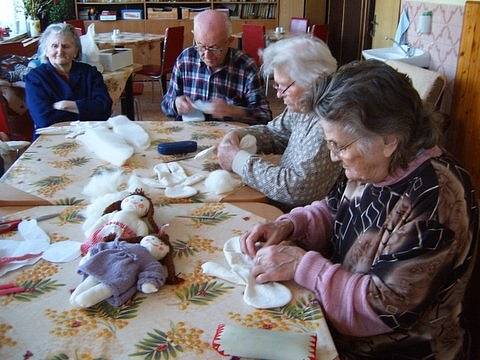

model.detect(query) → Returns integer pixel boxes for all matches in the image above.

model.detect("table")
[95,32,165,67]
[0,121,266,206]
[0,202,338,359]
[102,63,143,121]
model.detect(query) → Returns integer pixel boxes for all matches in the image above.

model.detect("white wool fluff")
[82,171,124,198]
[107,115,150,151]
[239,134,257,154]
[205,170,241,195]
[127,174,157,198]
[81,191,128,236]
[78,128,134,167]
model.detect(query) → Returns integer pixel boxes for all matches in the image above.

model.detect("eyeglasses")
[194,41,226,55]
[326,137,361,155]
[273,80,295,95]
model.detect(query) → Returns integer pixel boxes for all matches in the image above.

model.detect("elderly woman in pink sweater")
[241,60,477,359]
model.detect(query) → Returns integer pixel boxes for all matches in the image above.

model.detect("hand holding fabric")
[218,131,241,171]
[240,219,294,257]
[251,244,306,284]
[174,95,194,115]
[208,98,242,119]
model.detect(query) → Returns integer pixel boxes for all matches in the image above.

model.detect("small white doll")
[70,235,170,308]
[81,189,157,255]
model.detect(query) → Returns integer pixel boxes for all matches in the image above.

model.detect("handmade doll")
[70,235,170,308]
[81,189,182,285]
[81,189,158,255]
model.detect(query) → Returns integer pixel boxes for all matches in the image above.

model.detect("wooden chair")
[311,24,329,42]
[136,26,184,100]
[242,24,265,66]
[290,17,309,34]
[0,38,39,57]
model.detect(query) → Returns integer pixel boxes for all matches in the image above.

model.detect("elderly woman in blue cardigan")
[25,23,112,131]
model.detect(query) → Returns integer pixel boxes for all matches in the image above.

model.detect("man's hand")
[53,100,79,114]
[174,95,194,115]
[251,244,306,283]
[208,99,245,119]
[240,219,294,257]
[217,131,241,171]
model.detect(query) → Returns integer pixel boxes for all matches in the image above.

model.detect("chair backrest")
[290,17,309,34]
[242,24,265,66]
[65,20,85,35]
[385,59,446,110]
[0,96,11,136]
[161,26,185,76]
[311,24,329,42]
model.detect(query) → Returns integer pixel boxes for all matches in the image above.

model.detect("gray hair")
[315,60,441,172]
[261,35,337,112]
[38,23,82,63]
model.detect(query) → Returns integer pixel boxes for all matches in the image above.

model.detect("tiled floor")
[113,81,285,122]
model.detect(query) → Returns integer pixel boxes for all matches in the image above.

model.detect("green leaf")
[175,280,233,305]
[14,278,64,302]
[54,197,85,205]
[187,210,235,226]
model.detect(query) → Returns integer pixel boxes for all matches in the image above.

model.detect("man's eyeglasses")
[273,80,295,95]
[326,137,361,155]
[194,41,225,55]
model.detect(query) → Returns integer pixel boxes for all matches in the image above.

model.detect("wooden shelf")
[76,0,278,20]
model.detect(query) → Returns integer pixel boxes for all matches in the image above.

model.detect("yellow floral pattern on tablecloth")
[1,121,246,204]
[0,204,338,359]
[102,66,134,105]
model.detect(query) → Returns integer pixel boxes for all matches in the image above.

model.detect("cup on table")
[112,29,120,39]
[275,26,284,34]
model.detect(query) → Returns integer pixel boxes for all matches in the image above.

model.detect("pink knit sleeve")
[294,251,392,337]
[277,200,333,250]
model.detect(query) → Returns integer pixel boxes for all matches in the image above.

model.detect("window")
[0,0,27,37]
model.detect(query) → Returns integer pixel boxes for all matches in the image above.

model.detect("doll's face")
[121,195,150,217]
[140,235,169,260]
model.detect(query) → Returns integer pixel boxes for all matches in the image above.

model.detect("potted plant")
[22,0,52,37]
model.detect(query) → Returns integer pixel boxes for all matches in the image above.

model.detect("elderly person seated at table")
[217,35,340,208]
[25,23,112,130]
[241,60,478,359]
[161,10,271,125]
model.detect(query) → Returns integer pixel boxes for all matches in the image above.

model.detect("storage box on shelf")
[147,7,178,19]
[121,9,144,19]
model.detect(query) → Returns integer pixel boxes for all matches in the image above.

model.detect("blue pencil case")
[157,141,198,155]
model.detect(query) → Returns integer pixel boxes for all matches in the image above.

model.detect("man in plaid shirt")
[161,10,272,125]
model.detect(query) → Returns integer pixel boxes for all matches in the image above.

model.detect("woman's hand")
[53,100,79,114]
[240,219,294,257]
[217,131,241,171]
[251,244,306,283]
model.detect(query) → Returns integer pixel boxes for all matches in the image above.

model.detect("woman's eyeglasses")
[273,80,295,95]
[326,137,361,155]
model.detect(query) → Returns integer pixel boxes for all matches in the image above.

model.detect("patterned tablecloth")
[0,121,262,206]
[102,64,139,106]
[95,32,165,48]
[0,203,338,359]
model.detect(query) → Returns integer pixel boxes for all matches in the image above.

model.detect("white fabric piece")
[78,128,134,167]
[202,236,292,309]
[181,173,206,186]
[153,162,188,188]
[182,108,205,122]
[108,115,150,151]
[212,324,316,360]
[164,185,198,199]
[204,170,242,195]
[42,241,81,263]
[239,134,257,154]
[192,100,214,113]
[394,8,410,45]
[194,145,217,160]
[0,219,51,276]
[82,171,124,198]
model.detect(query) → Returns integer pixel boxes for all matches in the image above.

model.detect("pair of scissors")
[0,213,60,234]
